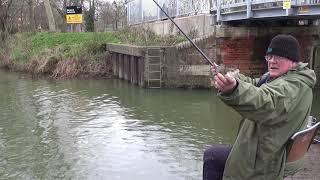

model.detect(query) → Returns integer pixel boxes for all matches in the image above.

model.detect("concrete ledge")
[106,43,146,57]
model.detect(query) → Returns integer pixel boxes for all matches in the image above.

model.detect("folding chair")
[287,117,320,163]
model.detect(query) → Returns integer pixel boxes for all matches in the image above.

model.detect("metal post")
[246,0,252,18]
[157,0,160,20]
[217,0,221,22]
[140,0,143,22]
[176,0,179,17]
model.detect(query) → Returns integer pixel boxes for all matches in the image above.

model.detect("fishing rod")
[152,0,218,68]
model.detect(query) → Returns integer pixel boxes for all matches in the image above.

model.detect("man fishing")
[203,34,317,180]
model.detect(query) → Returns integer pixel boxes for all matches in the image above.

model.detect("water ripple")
[0,72,283,179]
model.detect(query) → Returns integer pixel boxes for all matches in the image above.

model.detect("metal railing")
[127,0,211,25]
[213,0,320,21]
[126,0,320,24]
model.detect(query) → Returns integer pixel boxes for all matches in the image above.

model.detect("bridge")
[213,0,320,23]
[126,0,320,25]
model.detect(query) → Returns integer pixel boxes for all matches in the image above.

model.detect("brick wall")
[218,36,267,77]
[296,35,313,63]
[216,28,319,78]
[166,31,318,88]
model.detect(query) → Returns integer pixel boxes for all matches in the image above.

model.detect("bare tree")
[28,0,36,31]
[34,0,49,31]
[44,0,56,31]
[0,0,14,42]
[112,1,119,30]
[111,0,126,30]
[209,0,213,9]
[0,0,128,39]
[85,0,95,32]
[96,0,110,31]
[95,0,127,31]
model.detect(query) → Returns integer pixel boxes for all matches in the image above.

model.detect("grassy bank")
[0,32,121,79]
[14,32,120,62]
[0,27,184,79]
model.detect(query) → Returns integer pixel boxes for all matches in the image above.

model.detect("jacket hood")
[288,62,317,88]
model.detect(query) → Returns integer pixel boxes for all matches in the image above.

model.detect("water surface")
[0,70,319,179]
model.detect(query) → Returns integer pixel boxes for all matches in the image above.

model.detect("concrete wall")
[106,36,216,88]
[107,26,320,88]
[107,44,146,87]
[164,35,216,88]
[139,14,215,37]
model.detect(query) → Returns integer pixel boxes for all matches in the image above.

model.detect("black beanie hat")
[266,34,301,62]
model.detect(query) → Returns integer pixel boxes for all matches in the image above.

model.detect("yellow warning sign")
[66,14,83,24]
[283,0,291,9]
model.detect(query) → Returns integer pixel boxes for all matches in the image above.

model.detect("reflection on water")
[0,70,319,179]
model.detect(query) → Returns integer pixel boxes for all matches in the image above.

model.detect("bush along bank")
[0,32,120,79]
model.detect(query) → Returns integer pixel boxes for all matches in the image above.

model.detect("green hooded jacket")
[218,63,316,180]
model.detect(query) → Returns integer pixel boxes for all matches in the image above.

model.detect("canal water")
[0,70,319,180]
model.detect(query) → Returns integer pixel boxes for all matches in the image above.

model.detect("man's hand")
[213,73,237,94]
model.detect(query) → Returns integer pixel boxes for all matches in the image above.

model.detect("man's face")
[265,55,295,78]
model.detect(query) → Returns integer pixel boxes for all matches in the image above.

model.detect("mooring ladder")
[147,48,162,88]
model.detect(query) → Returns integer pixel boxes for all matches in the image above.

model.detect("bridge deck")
[212,0,320,22]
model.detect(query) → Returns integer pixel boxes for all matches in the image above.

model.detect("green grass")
[10,32,121,62]
[30,32,120,54]
[8,30,185,63]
